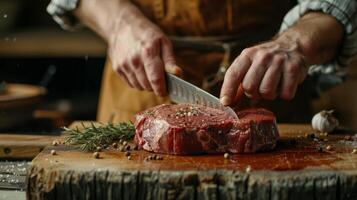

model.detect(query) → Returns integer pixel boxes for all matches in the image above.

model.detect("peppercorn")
[345,135,352,141]
[125,145,131,151]
[306,133,315,140]
[52,140,59,146]
[224,153,229,159]
[118,146,124,152]
[112,142,118,148]
[93,152,100,159]
[245,165,252,173]
[352,149,357,154]
[133,144,138,150]
[50,150,57,155]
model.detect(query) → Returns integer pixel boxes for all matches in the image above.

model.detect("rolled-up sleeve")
[47,0,80,30]
[280,0,357,85]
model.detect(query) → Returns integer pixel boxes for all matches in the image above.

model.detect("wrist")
[73,0,136,40]
[277,27,316,66]
[277,12,343,66]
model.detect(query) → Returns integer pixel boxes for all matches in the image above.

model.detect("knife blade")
[166,73,238,119]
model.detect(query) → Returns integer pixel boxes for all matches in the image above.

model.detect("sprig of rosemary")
[63,122,135,151]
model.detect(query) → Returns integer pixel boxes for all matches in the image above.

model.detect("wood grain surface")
[27,123,357,200]
[0,134,59,159]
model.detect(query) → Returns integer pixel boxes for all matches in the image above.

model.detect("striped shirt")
[47,0,357,92]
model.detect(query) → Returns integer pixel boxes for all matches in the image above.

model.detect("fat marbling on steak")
[134,104,279,155]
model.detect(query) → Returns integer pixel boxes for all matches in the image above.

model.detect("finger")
[121,63,144,90]
[259,55,284,100]
[161,38,183,77]
[116,68,133,88]
[280,63,300,100]
[242,51,271,99]
[142,41,166,96]
[233,84,245,103]
[145,56,166,96]
[130,57,152,91]
[220,50,252,106]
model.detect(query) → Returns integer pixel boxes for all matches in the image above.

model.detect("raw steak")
[134,104,279,155]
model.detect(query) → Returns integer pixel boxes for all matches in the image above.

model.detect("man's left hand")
[220,36,308,105]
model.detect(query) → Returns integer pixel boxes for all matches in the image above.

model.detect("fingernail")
[220,96,231,106]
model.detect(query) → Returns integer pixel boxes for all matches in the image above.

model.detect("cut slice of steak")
[134,104,279,155]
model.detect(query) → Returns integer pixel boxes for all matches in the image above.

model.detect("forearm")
[278,12,344,66]
[72,0,145,41]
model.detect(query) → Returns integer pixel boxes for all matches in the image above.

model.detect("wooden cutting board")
[0,134,59,159]
[27,123,357,200]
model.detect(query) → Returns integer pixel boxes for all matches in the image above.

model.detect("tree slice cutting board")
[27,123,357,200]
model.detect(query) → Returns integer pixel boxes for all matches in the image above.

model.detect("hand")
[220,12,344,106]
[108,11,180,96]
[220,35,309,106]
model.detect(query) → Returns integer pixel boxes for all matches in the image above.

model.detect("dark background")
[0,0,106,132]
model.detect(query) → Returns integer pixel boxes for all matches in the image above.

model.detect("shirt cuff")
[280,0,357,78]
[47,0,81,30]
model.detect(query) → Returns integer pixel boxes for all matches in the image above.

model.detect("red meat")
[134,104,279,155]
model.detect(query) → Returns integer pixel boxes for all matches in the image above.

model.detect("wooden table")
[27,124,357,200]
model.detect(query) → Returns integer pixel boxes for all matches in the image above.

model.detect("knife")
[166,73,238,119]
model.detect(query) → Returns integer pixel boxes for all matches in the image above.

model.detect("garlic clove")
[311,110,339,133]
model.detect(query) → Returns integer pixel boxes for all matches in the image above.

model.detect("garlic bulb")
[311,110,339,133]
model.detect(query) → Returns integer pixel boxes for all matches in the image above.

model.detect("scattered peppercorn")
[245,165,252,173]
[50,150,56,155]
[224,153,229,159]
[306,133,315,140]
[96,146,102,152]
[133,144,138,150]
[345,135,352,141]
[93,152,100,159]
[125,152,131,156]
[118,146,124,152]
[112,142,118,148]
[52,140,59,146]
[125,145,131,151]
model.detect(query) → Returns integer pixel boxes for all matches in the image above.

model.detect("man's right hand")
[109,14,180,96]
[74,0,181,96]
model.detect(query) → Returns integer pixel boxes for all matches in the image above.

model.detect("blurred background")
[0,0,356,135]
[0,0,106,134]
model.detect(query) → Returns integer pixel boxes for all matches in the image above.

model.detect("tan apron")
[97,0,299,123]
